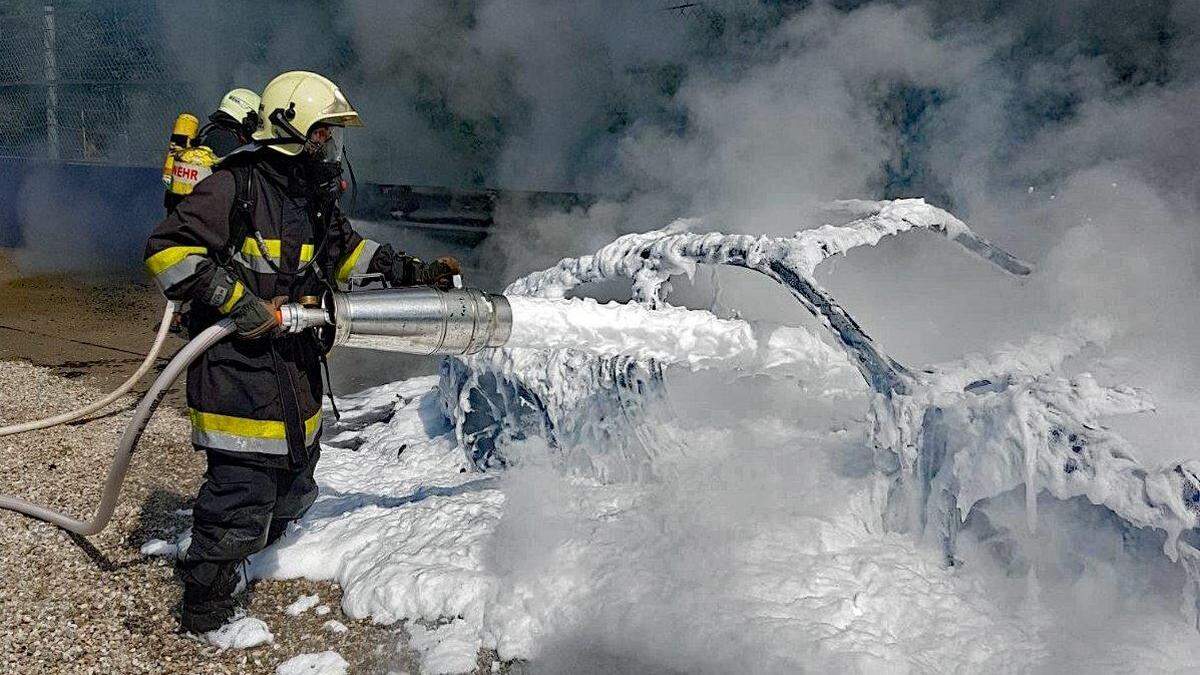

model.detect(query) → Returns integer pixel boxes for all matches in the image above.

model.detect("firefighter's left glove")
[229,294,287,340]
[419,256,462,289]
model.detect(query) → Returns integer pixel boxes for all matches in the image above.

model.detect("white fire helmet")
[217,88,261,127]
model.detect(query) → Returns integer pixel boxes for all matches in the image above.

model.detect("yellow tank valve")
[171,113,200,144]
[162,113,201,188]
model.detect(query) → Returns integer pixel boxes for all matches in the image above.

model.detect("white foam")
[322,620,349,634]
[205,615,274,650]
[284,594,321,616]
[275,651,348,675]
[241,376,1200,672]
[506,296,854,383]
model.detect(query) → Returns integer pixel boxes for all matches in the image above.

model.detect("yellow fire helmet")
[252,71,363,156]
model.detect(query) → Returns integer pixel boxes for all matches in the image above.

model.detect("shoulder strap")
[195,121,217,144]
[222,162,255,262]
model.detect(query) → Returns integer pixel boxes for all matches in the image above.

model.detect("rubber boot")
[180,562,239,634]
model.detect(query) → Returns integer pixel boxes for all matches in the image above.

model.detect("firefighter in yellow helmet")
[144,71,460,634]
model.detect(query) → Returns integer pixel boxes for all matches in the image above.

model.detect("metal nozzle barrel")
[330,287,511,355]
[280,286,511,355]
[0,287,510,537]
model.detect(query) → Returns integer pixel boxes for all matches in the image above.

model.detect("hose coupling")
[278,302,331,334]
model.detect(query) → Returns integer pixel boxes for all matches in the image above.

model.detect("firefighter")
[197,87,261,157]
[144,71,460,634]
[163,89,262,214]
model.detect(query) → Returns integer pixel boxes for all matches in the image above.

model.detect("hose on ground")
[0,319,234,535]
[0,301,179,437]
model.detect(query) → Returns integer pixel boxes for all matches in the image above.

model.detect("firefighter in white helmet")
[164,89,263,213]
[198,87,261,156]
[144,71,460,634]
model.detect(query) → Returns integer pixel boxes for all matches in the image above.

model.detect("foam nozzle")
[327,287,511,355]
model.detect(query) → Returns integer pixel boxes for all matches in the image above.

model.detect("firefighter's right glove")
[229,294,286,340]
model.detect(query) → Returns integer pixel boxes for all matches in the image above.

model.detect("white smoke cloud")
[111,3,1200,665]
[241,0,1200,461]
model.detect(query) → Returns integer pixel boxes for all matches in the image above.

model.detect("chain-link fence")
[0,4,196,165]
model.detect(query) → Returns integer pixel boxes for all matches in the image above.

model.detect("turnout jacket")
[144,153,383,467]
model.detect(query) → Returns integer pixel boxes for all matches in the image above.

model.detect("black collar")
[257,153,314,198]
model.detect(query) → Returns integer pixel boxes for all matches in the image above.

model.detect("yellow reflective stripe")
[240,237,275,258]
[190,408,286,440]
[241,238,315,262]
[145,245,207,276]
[336,240,368,284]
[303,410,322,441]
[189,409,323,441]
[217,281,245,314]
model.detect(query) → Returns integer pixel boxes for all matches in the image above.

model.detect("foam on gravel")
[275,650,349,675]
[205,615,274,650]
[284,594,321,616]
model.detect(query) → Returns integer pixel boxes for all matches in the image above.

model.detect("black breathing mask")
[304,159,346,205]
[261,107,354,212]
[300,126,348,204]
[304,125,344,163]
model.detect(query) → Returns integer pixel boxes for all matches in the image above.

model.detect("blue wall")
[0,158,508,273]
[0,158,164,269]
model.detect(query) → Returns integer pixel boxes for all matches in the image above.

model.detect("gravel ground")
[0,360,414,674]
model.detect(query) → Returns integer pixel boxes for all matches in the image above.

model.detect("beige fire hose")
[0,318,233,535]
[0,301,179,437]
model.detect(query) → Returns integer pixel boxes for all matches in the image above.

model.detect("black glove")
[229,294,285,339]
[371,245,462,289]
[419,256,461,289]
[372,245,420,287]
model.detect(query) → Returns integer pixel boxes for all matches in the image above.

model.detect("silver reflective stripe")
[155,254,205,291]
[191,429,290,455]
[232,251,276,274]
[352,239,380,278]
[190,418,323,454]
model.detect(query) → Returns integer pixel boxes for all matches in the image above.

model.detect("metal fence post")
[43,3,59,160]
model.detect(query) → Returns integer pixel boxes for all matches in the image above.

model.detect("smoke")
[387,0,1200,668]
[157,0,1198,538]
[11,1,1200,663]
[460,1,1196,470]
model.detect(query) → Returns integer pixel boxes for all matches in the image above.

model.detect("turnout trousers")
[178,447,320,631]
